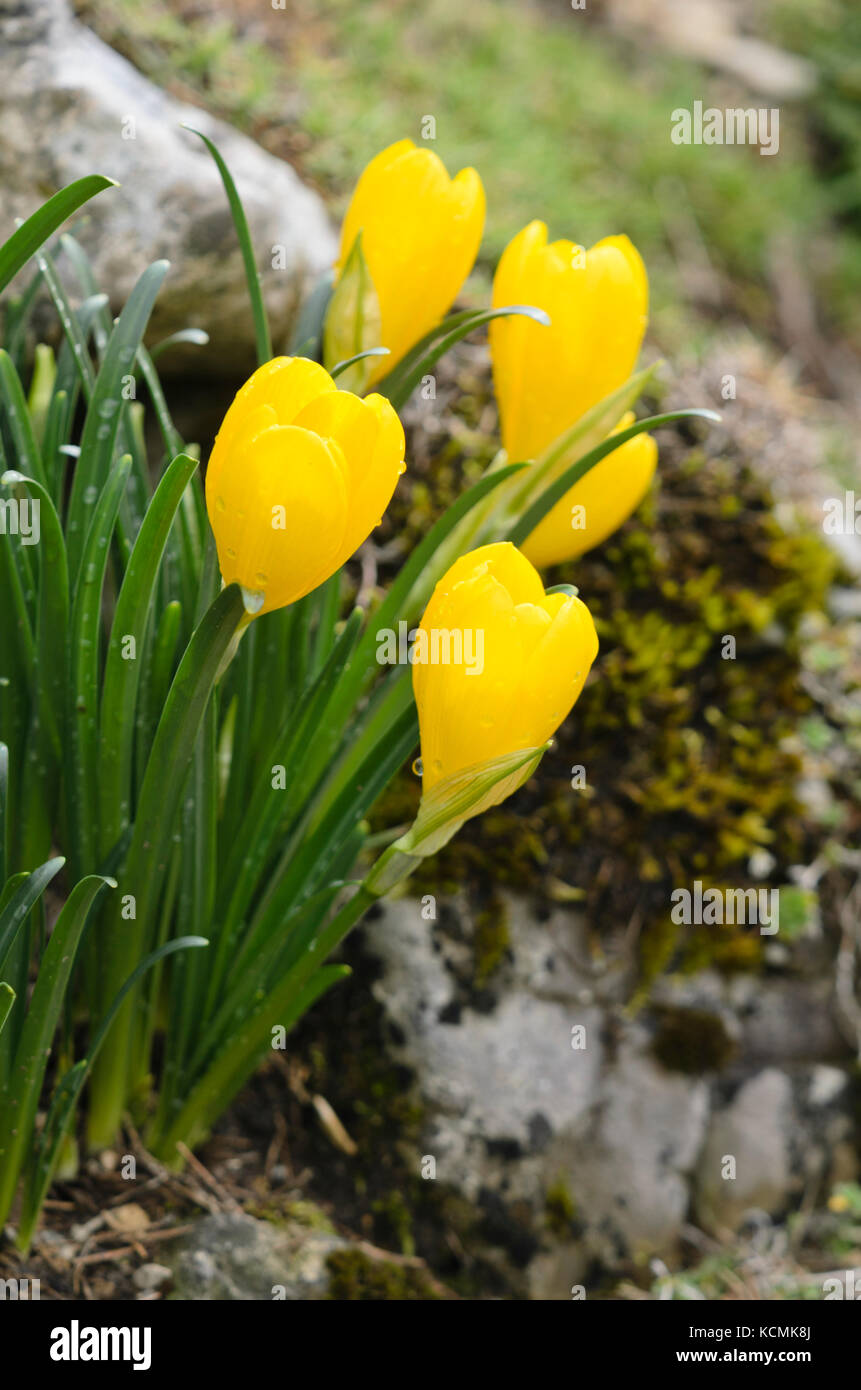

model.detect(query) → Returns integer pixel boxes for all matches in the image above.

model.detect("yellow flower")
[205,356,405,616]
[413,543,598,799]
[489,220,648,462]
[336,139,485,385]
[522,412,658,567]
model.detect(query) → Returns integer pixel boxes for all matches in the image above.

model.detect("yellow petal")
[205,357,407,616]
[523,428,658,567]
[292,388,406,566]
[207,356,336,497]
[490,222,648,461]
[337,140,485,383]
[413,542,599,792]
[207,424,350,616]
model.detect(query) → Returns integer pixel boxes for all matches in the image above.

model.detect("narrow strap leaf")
[0,982,14,1037]
[0,351,46,489]
[377,304,550,409]
[0,873,113,1228]
[65,260,168,579]
[182,126,272,365]
[506,408,722,546]
[87,585,246,1149]
[0,855,64,977]
[66,455,132,878]
[1,472,68,762]
[98,452,199,856]
[0,176,116,295]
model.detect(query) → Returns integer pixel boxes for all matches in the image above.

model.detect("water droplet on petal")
[411,757,424,777]
[216,495,226,513]
[240,586,266,615]
[254,571,268,588]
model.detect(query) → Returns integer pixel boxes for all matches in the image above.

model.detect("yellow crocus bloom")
[205,356,405,616]
[413,543,598,795]
[490,220,648,461]
[522,412,658,567]
[337,139,486,385]
[490,220,655,565]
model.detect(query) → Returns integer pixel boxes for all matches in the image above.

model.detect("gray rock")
[0,0,336,374]
[132,1262,172,1292]
[694,1066,857,1234]
[364,892,859,1296]
[364,896,709,1296]
[168,1212,346,1301]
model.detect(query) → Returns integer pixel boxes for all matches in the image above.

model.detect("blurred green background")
[76,0,861,361]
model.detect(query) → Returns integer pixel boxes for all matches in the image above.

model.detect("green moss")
[326,1249,444,1300]
[473,898,510,986]
[245,1199,337,1232]
[544,1176,576,1237]
[371,1188,415,1259]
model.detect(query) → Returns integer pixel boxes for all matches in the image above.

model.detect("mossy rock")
[370,354,845,990]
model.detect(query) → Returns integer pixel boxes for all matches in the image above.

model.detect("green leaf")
[182,126,272,365]
[376,304,550,410]
[152,963,350,1160]
[65,260,168,579]
[66,455,131,879]
[0,350,46,489]
[36,248,98,402]
[502,363,660,516]
[26,344,56,447]
[1,471,69,762]
[150,328,210,361]
[506,408,722,546]
[0,983,14,1037]
[207,608,364,1010]
[0,855,64,978]
[0,873,114,1228]
[98,452,199,857]
[330,346,390,381]
[289,270,333,357]
[250,700,417,942]
[0,743,7,884]
[0,176,116,295]
[322,231,381,394]
[17,935,208,1252]
[321,462,527,733]
[87,585,246,1150]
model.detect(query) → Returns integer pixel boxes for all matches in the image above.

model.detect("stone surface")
[694,1067,857,1233]
[0,0,336,374]
[167,1212,346,1301]
[132,1262,172,1292]
[363,893,858,1297]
